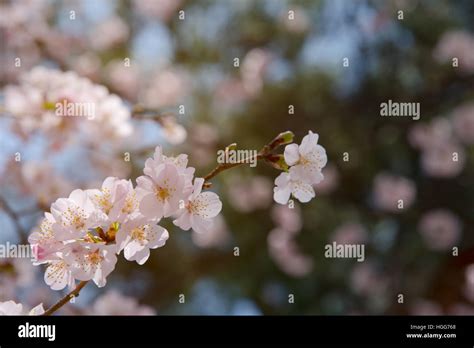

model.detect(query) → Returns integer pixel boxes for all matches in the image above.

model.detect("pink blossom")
[0,301,44,315]
[421,141,465,178]
[228,176,273,212]
[87,177,138,223]
[271,204,302,234]
[173,178,222,234]
[433,30,474,73]
[267,228,313,277]
[116,215,169,265]
[273,167,316,205]
[418,209,461,251]
[133,0,182,21]
[464,264,474,303]
[314,164,339,194]
[372,173,416,212]
[191,215,230,248]
[91,290,156,315]
[28,213,64,264]
[50,189,106,241]
[140,69,188,109]
[44,260,75,291]
[64,243,118,288]
[408,117,453,150]
[284,131,327,184]
[137,163,185,219]
[452,102,474,145]
[89,17,129,51]
[21,162,72,206]
[281,7,310,33]
[332,223,368,245]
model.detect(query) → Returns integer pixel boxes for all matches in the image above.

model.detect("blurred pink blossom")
[72,53,101,81]
[350,262,388,297]
[21,162,72,206]
[89,17,129,51]
[433,30,474,73]
[314,164,339,194]
[91,290,156,315]
[271,204,302,234]
[161,116,187,145]
[140,68,188,109]
[420,141,465,178]
[418,209,461,251]
[214,78,249,109]
[464,264,474,303]
[280,7,310,33]
[332,222,368,245]
[267,228,313,277]
[228,176,273,212]
[4,67,133,142]
[133,0,182,21]
[192,215,231,248]
[408,117,452,150]
[105,60,141,101]
[372,173,416,212]
[241,48,272,97]
[452,102,474,145]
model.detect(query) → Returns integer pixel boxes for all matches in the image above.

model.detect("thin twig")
[42,281,89,316]
[203,154,263,184]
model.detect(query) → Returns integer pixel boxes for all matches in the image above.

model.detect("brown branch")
[203,154,263,185]
[42,281,89,316]
[202,131,294,186]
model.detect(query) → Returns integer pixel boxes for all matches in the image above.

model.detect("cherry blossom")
[87,177,138,223]
[273,167,316,204]
[173,178,223,234]
[273,131,327,205]
[64,243,118,288]
[116,215,169,265]
[283,131,327,184]
[4,67,133,139]
[50,189,106,241]
[0,301,44,315]
[44,259,76,291]
[137,163,186,219]
[29,212,64,264]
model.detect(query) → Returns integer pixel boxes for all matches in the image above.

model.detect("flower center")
[131,226,146,241]
[95,189,112,214]
[87,251,103,265]
[155,186,171,201]
[300,155,310,166]
[63,207,86,229]
[122,193,137,214]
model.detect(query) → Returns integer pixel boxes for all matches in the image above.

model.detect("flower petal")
[284,143,300,166]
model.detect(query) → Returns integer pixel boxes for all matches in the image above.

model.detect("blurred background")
[1,0,474,315]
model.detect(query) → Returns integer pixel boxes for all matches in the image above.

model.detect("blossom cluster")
[273,131,328,204]
[4,66,132,141]
[28,145,222,291]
